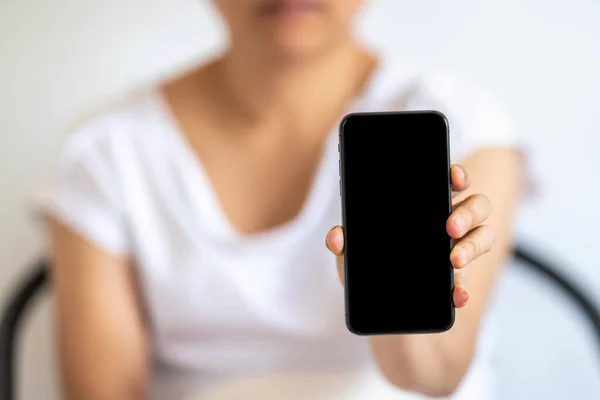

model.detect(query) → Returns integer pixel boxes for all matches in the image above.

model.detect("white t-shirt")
[44,58,519,400]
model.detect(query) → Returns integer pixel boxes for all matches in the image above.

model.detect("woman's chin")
[255,36,340,63]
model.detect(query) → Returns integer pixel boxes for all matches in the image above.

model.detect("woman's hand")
[326,164,493,308]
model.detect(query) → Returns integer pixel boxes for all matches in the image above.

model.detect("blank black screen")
[339,111,454,335]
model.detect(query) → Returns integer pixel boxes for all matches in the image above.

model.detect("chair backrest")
[512,246,600,347]
[0,260,49,400]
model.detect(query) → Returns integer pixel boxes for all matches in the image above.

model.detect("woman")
[47,1,522,399]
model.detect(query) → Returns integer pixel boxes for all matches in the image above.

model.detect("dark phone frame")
[338,110,455,335]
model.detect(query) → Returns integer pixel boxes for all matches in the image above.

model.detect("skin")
[327,157,521,396]
[50,0,522,399]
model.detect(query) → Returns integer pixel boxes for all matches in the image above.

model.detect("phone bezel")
[338,110,455,335]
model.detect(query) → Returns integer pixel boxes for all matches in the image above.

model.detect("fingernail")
[463,290,470,304]
[452,246,467,266]
[333,229,344,251]
[453,216,467,235]
[451,165,464,180]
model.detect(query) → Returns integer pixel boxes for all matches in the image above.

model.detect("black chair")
[1,247,599,400]
[0,259,49,400]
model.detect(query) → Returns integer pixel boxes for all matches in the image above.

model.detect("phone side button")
[339,179,342,196]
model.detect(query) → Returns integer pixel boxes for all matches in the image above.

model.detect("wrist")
[369,333,473,397]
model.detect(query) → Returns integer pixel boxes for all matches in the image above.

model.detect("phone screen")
[339,111,454,335]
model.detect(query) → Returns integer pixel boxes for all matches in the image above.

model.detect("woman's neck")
[209,39,377,131]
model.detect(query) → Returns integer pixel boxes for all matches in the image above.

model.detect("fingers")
[450,165,470,197]
[325,224,477,305]
[326,226,345,284]
[453,285,470,308]
[326,226,344,256]
[453,270,469,307]
[447,193,492,239]
[450,225,494,268]
[447,176,489,308]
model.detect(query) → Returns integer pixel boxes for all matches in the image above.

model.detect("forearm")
[368,256,505,397]
[58,322,150,400]
[51,221,150,400]
[370,149,522,396]
[62,375,147,400]
[370,333,462,397]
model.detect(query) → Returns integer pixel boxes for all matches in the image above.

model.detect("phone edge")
[339,111,456,336]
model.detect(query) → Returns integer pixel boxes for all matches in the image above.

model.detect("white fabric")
[44,57,519,400]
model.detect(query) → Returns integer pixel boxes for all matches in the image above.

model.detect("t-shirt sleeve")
[404,71,523,162]
[43,122,130,256]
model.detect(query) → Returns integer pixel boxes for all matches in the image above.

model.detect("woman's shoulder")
[370,56,505,113]
[63,87,168,158]
[64,62,213,158]
[365,55,520,161]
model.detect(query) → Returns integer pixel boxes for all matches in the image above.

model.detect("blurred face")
[214,0,363,60]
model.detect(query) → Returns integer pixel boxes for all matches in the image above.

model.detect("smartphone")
[338,111,454,335]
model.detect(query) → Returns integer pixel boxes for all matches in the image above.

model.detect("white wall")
[1,0,599,399]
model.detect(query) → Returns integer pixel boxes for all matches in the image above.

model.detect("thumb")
[326,226,345,284]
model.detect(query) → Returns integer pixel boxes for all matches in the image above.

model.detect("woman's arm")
[371,148,522,397]
[328,147,522,397]
[50,219,150,400]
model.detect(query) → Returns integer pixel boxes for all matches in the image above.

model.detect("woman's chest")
[184,129,338,236]
[142,237,345,339]
[118,118,353,365]
[123,159,346,340]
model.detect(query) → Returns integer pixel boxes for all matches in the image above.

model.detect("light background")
[0,0,599,399]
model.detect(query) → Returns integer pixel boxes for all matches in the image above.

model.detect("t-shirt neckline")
[149,56,389,250]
